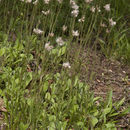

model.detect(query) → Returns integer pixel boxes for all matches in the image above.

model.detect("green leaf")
[0,48,5,56]
[67,79,71,86]
[15,78,19,84]
[116,97,125,109]
[120,107,130,116]
[27,98,33,106]
[49,115,56,121]
[98,38,106,45]
[51,48,58,55]
[45,92,51,100]
[109,112,119,117]
[91,116,98,127]
[107,90,112,108]
[79,82,83,89]
[43,81,49,92]
[58,46,66,57]
[103,108,111,115]
[105,122,115,128]
[93,110,99,116]
[19,122,29,130]
[48,122,56,130]
[74,76,78,86]
[93,97,101,102]
[0,89,2,95]
[25,72,32,87]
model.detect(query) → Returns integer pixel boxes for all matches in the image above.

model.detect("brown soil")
[77,47,130,129]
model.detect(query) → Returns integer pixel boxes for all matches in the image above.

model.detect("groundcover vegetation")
[0,0,129,129]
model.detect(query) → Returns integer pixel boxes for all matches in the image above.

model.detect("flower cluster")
[63,62,71,68]
[109,18,116,26]
[57,0,63,4]
[45,42,54,51]
[72,30,79,37]
[85,0,93,3]
[90,6,96,13]
[56,37,65,46]
[20,0,32,3]
[33,0,38,5]
[33,28,43,34]
[104,4,110,11]
[42,10,50,16]
[78,16,85,23]
[62,25,67,32]
[48,32,54,37]
[44,0,51,4]
[70,0,79,17]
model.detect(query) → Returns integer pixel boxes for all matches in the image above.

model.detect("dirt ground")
[78,48,130,129]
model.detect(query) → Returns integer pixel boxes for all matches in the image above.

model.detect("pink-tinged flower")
[109,18,116,26]
[100,23,107,27]
[56,37,65,46]
[70,0,76,6]
[85,0,93,4]
[45,42,53,51]
[90,6,95,13]
[63,62,71,68]
[72,4,79,10]
[57,0,63,3]
[71,9,79,17]
[104,4,110,11]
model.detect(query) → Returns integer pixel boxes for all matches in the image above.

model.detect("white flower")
[57,0,63,3]
[100,23,107,27]
[109,18,116,26]
[42,10,50,15]
[90,6,95,13]
[33,0,38,5]
[63,62,71,68]
[78,16,85,22]
[56,37,65,46]
[62,25,67,32]
[97,6,101,12]
[70,0,79,17]
[44,0,50,4]
[71,9,79,17]
[72,4,79,10]
[48,32,54,37]
[85,0,93,3]
[26,0,32,3]
[45,42,53,51]
[21,0,32,3]
[104,4,110,11]
[72,30,79,37]
[33,28,43,34]
[106,29,110,33]
[70,0,76,6]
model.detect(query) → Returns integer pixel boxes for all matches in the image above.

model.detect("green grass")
[0,0,129,129]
